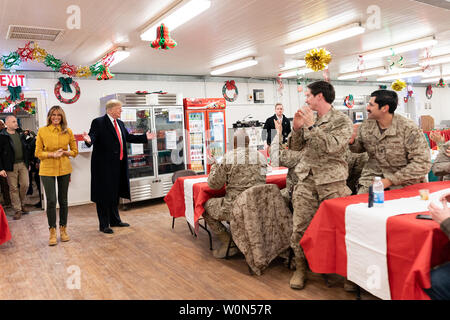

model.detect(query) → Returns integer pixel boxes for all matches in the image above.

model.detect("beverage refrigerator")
[100,93,186,205]
[183,98,227,174]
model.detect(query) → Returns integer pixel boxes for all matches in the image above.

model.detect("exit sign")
[0,74,26,87]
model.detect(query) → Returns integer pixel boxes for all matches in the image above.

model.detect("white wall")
[20,74,450,206]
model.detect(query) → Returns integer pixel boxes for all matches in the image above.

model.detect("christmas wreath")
[222,80,238,102]
[54,77,81,104]
[344,94,354,108]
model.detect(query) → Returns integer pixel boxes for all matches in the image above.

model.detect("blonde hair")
[105,99,122,110]
[46,105,68,133]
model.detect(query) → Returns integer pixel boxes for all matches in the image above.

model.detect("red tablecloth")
[0,205,11,245]
[300,181,450,300]
[164,169,287,224]
[424,129,450,149]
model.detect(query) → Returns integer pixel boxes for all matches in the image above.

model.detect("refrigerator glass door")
[187,111,206,174]
[121,107,154,179]
[154,107,185,175]
[207,111,225,163]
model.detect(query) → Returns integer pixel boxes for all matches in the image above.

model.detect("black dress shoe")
[100,227,114,234]
[110,222,130,227]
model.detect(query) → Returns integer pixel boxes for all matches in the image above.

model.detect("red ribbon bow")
[225,80,236,90]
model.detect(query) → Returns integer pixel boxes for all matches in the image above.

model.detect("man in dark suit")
[262,103,291,145]
[83,99,155,234]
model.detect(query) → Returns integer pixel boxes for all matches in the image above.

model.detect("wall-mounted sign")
[253,89,264,103]
[0,74,26,87]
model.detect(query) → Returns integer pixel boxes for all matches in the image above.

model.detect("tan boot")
[290,257,307,290]
[49,227,57,246]
[213,231,239,259]
[60,225,70,242]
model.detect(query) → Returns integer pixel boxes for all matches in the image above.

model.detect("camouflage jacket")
[431,140,450,181]
[344,147,369,194]
[269,133,303,191]
[289,107,353,185]
[207,147,267,213]
[230,184,292,275]
[350,114,431,188]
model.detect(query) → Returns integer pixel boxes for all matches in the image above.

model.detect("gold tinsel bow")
[391,79,407,91]
[305,48,332,72]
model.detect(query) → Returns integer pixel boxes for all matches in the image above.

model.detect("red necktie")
[113,119,123,160]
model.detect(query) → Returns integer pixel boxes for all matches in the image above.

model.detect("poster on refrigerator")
[165,131,177,149]
[169,110,183,122]
[121,108,137,122]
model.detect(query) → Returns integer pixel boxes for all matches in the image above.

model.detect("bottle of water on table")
[373,177,384,207]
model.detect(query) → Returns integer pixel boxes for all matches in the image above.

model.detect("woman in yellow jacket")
[35,106,78,246]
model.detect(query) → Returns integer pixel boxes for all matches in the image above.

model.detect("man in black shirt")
[262,103,291,145]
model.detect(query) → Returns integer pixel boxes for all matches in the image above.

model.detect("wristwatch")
[308,124,316,130]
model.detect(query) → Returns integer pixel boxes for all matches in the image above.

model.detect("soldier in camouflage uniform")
[350,90,431,194]
[288,81,353,290]
[203,129,267,259]
[345,124,369,195]
[269,124,302,207]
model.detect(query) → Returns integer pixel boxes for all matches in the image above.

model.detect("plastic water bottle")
[373,177,384,207]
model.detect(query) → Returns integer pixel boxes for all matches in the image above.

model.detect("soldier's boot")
[290,257,307,290]
[213,231,239,259]
[49,227,57,246]
[60,225,70,242]
[344,279,357,292]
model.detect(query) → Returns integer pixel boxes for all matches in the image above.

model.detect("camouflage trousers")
[291,174,351,260]
[203,197,230,235]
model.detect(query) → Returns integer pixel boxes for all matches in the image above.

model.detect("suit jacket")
[262,114,291,145]
[85,114,147,204]
[0,128,33,171]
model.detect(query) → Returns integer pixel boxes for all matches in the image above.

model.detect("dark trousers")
[424,262,450,300]
[95,200,122,230]
[0,176,11,205]
[41,174,70,228]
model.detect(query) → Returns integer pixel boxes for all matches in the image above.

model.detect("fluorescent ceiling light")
[109,47,130,67]
[421,74,450,83]
[210,57,257,75]
[279,67,314,78]
[337,66,386,80]
[140,0,211,41]
[361,36,437,60]
[420,53,450,67]
[280,60,306,71]
[284,22,365,55]
[377,70,427,81]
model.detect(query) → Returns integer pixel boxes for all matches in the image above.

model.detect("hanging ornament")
[2,52,22,69]
[31,43,48,62]
[276,74,284,97]
[150,24,177,50]
[391,79,407,92]
[388,49,404,70]
[44,54,62,71]
[436,78,446,88]
[344,94,354,108]
[426,85,433,99]
[16,42,35,62]
[403,85,414,103]
[96,65,114,80]
[76,66,92,78]
[322,68,330,82]
[222,80,238,102]
[54,77,81,104]
[0,60,3,72]
[304,48,332,72]
[59,62,78,77]
[296,77,303,93]
[379,85,387,90]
